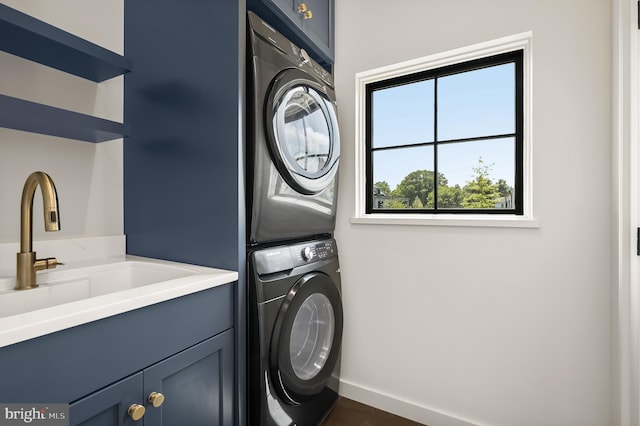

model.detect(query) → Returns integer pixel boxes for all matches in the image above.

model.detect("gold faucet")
[15,171,64,290]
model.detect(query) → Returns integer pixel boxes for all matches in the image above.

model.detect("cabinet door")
[253,0,334,65]
[143,330,234,426]
[271,0,298,22]
[69,373,143,426]
[300,0,332,56]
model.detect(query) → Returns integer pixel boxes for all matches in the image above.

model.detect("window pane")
[372,146,434,209]
[437,63,515,141]
[372,79,434,148]
[437,138,515,209]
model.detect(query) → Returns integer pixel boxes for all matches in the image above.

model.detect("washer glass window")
[275,86,333,176]
[289,293,335,380]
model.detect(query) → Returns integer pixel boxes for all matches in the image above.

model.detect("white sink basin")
[0,256,238,348]
[0,260,196,318]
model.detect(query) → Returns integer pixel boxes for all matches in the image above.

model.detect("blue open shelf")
[0,94,127,142]
[0,4,131,143]
[0,4,131,82]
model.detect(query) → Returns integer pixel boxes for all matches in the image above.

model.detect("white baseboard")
[338,379,484,426]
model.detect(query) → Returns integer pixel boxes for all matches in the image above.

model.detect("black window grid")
[365,50,524,215]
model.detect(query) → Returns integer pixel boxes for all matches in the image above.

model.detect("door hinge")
[638,0,640,29]
[637,227,640,255]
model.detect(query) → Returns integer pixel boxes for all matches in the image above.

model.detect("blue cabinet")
[0,284,234,423]
[248,0,334,67]
[143,331,234,425]
[70,331,234,426]
[70,373,142,426]
[124,1,247,423]
[0,4,130,142]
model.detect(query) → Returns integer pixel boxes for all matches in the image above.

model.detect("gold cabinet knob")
[148,391,165,408]
[298,3,308,12]
[303,10,313,20]
[128,404,145,421]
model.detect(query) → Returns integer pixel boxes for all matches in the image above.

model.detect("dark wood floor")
[322,397,425,426]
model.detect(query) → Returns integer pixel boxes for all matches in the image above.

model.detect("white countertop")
[0,236,238,348]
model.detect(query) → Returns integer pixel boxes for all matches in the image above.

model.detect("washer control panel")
[292,239,336,265]
[301,246,314,261]
[253,239,337,275]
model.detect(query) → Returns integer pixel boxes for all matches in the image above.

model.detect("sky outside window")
[372,79,434,149]
[438,63,515,142]
[371,63,516,191]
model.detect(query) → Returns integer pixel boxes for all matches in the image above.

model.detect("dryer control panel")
[295,239,335,262]
[253,239,338,275]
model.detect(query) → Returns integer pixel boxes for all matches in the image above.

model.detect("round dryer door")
[266,68,340,195]
[270,272,343,404]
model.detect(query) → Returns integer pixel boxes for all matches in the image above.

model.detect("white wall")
[334,1,612,425]
[0,0,123,244]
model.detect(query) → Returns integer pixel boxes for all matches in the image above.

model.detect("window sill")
[350,213,540,228]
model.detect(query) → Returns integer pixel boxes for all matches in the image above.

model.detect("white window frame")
[352,32,537,228]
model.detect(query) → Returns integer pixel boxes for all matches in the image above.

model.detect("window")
[367,51,522,214]
[354,33,532,225]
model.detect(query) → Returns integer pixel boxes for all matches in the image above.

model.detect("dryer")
[248,238,343,426]
[247,12,340,246]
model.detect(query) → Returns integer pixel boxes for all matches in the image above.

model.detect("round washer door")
[266,68,340,195]
[270,271,343,404]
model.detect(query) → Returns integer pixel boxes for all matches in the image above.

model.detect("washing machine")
[247,12,340,246]
[248,238,343,426]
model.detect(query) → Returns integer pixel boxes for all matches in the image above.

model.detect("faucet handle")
[34,257,64,272]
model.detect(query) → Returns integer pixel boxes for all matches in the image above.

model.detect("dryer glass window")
[289,293,335,380]
[276,87,332,175]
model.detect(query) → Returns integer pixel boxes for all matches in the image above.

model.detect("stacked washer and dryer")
[246,12,343,426]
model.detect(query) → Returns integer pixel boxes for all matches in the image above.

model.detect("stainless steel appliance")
[247,11,340,246]
[247,238,343,426]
